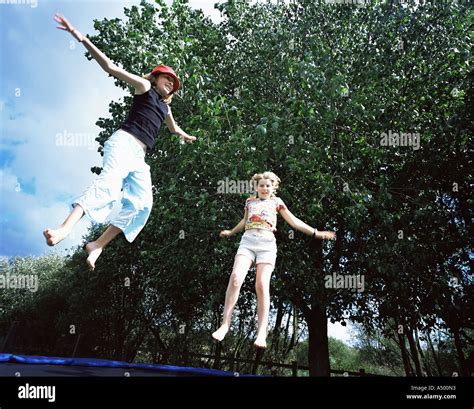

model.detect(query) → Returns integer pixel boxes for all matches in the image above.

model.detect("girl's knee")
[255,280,270,295]
[230,273,244,288]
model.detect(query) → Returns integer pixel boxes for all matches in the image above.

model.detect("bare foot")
[85,242,103,271]
[212,324,229,342]
[43,227,69,246]
[254,336,267,349]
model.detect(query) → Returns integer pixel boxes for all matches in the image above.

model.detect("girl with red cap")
[43,14,196,271]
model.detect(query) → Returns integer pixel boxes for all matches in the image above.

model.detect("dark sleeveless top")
[120,87,170,151]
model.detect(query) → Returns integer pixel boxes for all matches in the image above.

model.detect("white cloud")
[328,321,353,345]
[0,167,91,256]
[187,0,223,22]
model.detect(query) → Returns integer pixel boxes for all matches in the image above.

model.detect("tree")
[2,0,470,377]
[72,0,474,375]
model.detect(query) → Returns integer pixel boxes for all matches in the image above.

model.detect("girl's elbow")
[103,65,114,76]
[105,63,119,76]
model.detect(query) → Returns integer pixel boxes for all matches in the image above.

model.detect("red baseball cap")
[151,64,180,94]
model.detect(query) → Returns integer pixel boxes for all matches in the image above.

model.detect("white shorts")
[236,229,277,266]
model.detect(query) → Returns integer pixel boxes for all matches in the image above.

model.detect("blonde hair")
[251,171,281,197]
[142,73,173,104]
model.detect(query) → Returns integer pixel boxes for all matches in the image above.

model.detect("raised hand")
[53,13,84,42]
[219,230,232,238]
[319,231,336,240]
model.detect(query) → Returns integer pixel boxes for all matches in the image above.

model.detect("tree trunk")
[287,304,298,352]
[452,326,469,376]
[271,301,285,351]
[394,323,414,377]
[282,307,292,351]
[212,341,223,370]
[427,330,443,376]
[124,325,147,362]
[150,327,169,363]
[307,306,330,376]
[406,327,423,376]
[181,319,190,366]
[306,228,330,376]
[415,329,432,376]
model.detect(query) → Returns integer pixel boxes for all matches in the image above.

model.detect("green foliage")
[1,0,471,376]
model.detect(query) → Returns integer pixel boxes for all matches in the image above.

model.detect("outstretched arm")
[164,110,197,143]
[220,209,248,238]
[279,208,335,240]
[54,13,150,94]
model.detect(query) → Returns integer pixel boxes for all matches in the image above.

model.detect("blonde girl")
[212,171,336,348]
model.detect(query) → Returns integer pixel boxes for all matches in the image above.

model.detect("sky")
[0,0,221,258]
[0,0,351,344]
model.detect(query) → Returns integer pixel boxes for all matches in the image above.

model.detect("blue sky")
[0,0,221,258]
[0,0,351,344]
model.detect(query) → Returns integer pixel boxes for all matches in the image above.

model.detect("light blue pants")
[72,129,153,242]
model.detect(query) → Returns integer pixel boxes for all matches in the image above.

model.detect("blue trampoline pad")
[0,353,248,377]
